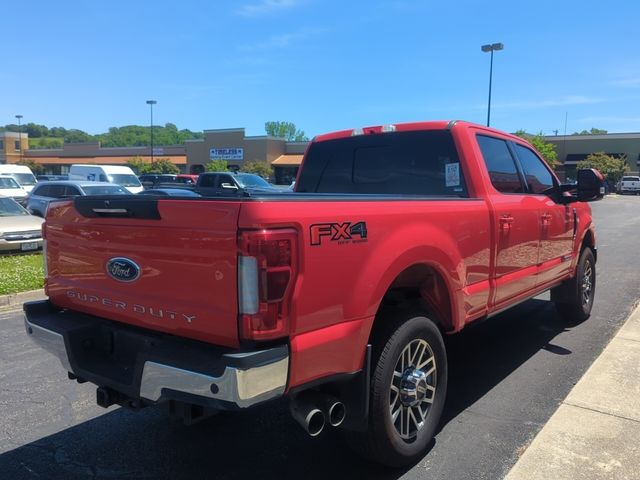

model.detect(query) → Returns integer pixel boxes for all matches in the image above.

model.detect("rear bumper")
[24,300,288,409]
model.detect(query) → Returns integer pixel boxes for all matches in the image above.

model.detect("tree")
[206,159,229,172]
[572,128,608,135]
[514,130,559,170]
[240,160,273,179]
[127,156,150,174]
[577,152,628,184]
[265,121,308,141]
[126,156,179,174]
[17,158,44,175]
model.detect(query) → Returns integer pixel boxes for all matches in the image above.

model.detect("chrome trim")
[24,317,73,373]
[140,355,288,408]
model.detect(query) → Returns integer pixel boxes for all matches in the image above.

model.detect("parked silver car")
[27,181,130,217]
[0,196,44,253]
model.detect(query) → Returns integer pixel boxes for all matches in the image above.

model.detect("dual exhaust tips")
[290,392,346,437]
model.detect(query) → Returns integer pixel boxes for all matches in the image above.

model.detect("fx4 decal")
[310,221,368,246]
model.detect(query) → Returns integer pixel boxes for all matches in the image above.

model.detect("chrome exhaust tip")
[290,395,326,437]
[319,395,346,427]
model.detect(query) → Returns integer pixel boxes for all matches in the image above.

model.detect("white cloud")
[237,0,306,17]
[610,77,640,88]
[238,27,325,51]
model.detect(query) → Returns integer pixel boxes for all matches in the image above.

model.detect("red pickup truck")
[24,120,603,466]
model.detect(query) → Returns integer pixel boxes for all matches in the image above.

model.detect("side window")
[199,174,216,187]
[34,185,50,197]
[64,186,81,197]
[48,185,66,198]
[514,145,555,194]
[99,174,108,182]
[217,175,232,187]
[477,135,523,193]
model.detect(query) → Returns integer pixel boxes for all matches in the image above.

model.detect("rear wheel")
[346,310,447,467]
[554,247,596,322]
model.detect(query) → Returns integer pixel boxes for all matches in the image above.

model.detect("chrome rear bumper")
[24,300,288,409]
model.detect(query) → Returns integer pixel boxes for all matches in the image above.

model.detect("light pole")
[481,43,504,127]
[146,100,157,166]
[15,114,23,163]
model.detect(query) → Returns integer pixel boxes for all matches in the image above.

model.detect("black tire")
[346,310,447,467]
[554,247,596,322]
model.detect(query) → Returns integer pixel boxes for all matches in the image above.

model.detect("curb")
[0,289,46,311]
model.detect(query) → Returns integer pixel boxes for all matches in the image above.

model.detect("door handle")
[500,215,514,231]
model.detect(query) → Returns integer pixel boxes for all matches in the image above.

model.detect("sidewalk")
[0,289,45,311]
[505,305,640,480]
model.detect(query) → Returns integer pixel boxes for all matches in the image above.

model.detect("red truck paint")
[33,120,600,466]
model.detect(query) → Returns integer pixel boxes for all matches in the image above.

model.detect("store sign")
[209,148,244,160]
[152,147,164,155]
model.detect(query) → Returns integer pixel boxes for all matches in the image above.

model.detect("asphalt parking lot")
[1,195,639,480]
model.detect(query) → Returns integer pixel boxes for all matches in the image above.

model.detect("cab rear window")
[296,130,467,196]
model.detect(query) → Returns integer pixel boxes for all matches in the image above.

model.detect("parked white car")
[68,164,143,194]
[0,175,28,205]
[619,176,640,195]
[0,164,38,192]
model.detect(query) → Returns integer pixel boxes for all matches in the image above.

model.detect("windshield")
[12,173,37,186]
[82,185,130,195]
[0,177,21,189]
[622,177,639,181]
[0,197,29,216]
[236,174,270,188]
[108,174,142,187]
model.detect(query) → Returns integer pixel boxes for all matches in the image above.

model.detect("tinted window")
[217,175,233,187]
[199,174,216,187]
[33,185,51,196]
[48,185,66,198]
[515,144,555,194]
[477,135,523,194]
[236,174,270,188]
[0,197,29,216]
[297,130,467,196]
[64,186,82,196]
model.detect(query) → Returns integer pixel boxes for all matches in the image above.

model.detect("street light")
[15,114,23,163]
[146,100,157,166]
[481,43,504,127]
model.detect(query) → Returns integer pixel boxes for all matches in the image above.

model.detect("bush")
[205,160,229,172]
[240,160,273,179]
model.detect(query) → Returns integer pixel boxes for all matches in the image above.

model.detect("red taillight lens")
[238,229,298,341]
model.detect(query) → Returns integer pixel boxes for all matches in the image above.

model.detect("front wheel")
[554,247,596,322]
[346,311,447,467]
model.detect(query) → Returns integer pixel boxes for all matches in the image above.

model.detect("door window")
[48,185,66,198]
[477,135,523,193]
[514,144,555,194]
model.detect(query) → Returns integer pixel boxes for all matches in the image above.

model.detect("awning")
[271,154,303,166]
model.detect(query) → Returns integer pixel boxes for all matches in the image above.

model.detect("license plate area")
[21,242,38,251]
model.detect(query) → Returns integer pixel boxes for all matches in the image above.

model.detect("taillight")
[41,224,48,284]
[238,228,298,341]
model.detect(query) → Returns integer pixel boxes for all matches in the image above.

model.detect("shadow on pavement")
[0,298,574,480]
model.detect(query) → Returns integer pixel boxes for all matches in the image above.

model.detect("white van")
[68,165,142,194]
[0,174,29,204]
[0,164,38,192]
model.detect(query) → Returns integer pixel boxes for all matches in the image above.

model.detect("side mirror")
[221,183,238,190]
[577,168,605,202]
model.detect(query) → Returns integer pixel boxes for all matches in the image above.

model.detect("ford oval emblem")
[106,257,140,282]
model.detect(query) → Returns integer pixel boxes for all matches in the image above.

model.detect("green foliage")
[17,159,44,175]
[27,137,64,149]
[514,130,559,169]
[265,121,308,141]
[577,152,629,184]
[205,159,229,172]
[0,253,44,295]
[240,160,273,179]
[572,128,608,135]
[126,157,179,174]
[0,123,204,148]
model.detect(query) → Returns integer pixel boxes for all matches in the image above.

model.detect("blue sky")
[3,0,640,137]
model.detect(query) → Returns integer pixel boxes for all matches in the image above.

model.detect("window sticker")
[445,163,460,187]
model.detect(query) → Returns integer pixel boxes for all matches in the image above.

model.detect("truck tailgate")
[44,197,242,347]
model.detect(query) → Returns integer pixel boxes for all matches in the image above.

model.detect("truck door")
[512,143,574,286]
[476,135,540,306]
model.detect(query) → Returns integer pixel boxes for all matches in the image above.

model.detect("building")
[185,128,307,184]
[544,133,640,178]
[0,131,27,165]
[5,140,187,175]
